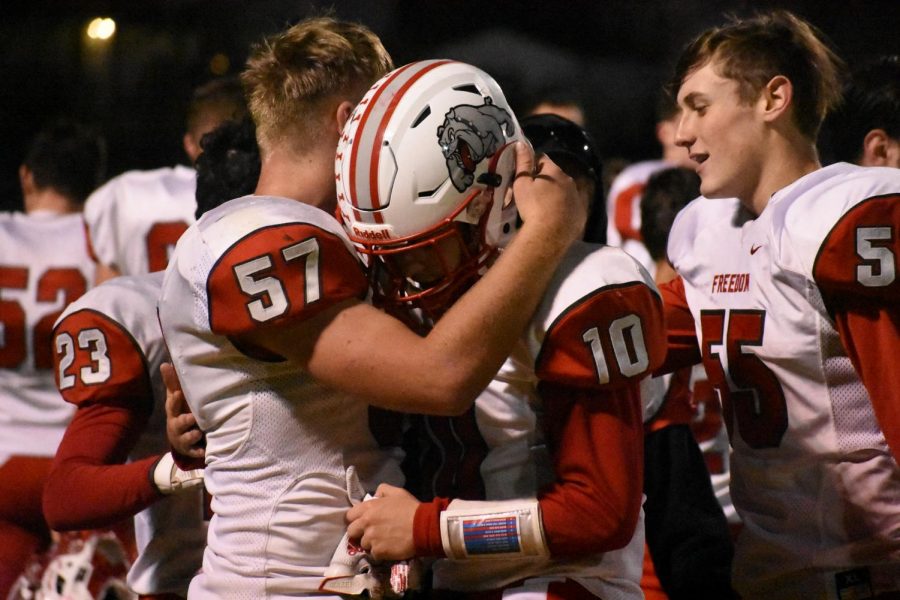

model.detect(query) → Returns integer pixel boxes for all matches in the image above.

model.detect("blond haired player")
[158,18,585,597]
[0,120,104,595]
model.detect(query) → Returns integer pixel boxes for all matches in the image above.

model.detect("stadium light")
[86,17,116,41]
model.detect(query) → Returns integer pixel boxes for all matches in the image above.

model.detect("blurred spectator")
[822,54,900,167]
[640,166,736,599]
[0,120,104,596]
[84,77,246,283]
[606,90,692,275]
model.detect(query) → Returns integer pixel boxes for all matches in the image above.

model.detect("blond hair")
[671,10,845,139]
[242,17,393,154]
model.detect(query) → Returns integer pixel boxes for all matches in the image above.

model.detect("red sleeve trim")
[53,308,154,413]
[413,497,449,557]
[207,223,367,336]
[536,282,667,389]
[813,194,900,460]
[657,276,701,374]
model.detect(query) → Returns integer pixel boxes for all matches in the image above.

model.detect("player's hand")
[346,484,419,561]
[511,141,585,246]
[161,362,205,459]
[152,452,204,495]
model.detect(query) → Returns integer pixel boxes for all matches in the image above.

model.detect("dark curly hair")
[194,117,261,219]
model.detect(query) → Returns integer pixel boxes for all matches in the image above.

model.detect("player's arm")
[239,147,586,416]
[43,402,159,530]
[812,193,900,458]
[44,310,198,530]
[347,383,644,561]
[349,281,667,560]
[655,276,701,374]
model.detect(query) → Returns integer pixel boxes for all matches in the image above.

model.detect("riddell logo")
[353,225,393,241]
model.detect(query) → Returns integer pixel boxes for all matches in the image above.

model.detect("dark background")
[2,0,898,211]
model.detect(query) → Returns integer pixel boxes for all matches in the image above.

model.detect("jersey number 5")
[856,226,895,287]
[233,238,321,323]
[700,309,787,449]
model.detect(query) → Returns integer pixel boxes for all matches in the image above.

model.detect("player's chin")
[698,175,726,199]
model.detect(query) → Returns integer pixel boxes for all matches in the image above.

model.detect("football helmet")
[520,113,606,244]
[36,533,133,600]
[335,59,522,317]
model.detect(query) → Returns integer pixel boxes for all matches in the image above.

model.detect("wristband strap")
[439,498,549,560]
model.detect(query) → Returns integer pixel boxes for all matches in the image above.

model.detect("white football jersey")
[0,211,93,457]
[83,165,196,276]
[158,195,403,598]
[605,159,669,275]
[668,163,900,599]
[53,272,206,596]
[429,243,667,600]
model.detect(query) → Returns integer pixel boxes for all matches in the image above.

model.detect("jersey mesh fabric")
[160,197,403,597]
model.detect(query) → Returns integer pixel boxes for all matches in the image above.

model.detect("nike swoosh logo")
[750,244,763,255]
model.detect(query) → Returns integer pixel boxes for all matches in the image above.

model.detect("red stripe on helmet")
[348,62,419,220]
[368,60,455,221]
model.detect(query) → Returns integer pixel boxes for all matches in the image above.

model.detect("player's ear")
[760,75,792,124]
[183,132,202,164]
[335,101,355,135]
[860,129,897,167]
[18,164,34,195]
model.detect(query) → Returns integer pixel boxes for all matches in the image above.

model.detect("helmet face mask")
[369,212,491,321]
[32,532,133,600]
[336,60,521,317]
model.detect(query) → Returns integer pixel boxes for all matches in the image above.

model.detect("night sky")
[2,0,897,211]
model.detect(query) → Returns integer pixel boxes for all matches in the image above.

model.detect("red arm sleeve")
[47,307,162,529]
[537,381,644,555]
[813,194,900,459]
[656,276,701,374]
[413,280,660,557]
[411,390,645,558]
[43,403,161,530]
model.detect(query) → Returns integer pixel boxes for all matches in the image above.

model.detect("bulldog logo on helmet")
[437,98,514,192]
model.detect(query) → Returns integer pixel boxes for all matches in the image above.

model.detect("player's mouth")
[690,153,709,174]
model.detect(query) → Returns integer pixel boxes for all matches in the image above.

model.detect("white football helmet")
[36,533,133,600]
[335,59,522,317]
